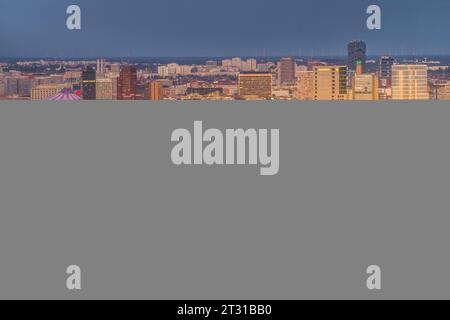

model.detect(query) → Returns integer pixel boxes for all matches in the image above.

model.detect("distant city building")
[433,81,450,100]
[272,89,291,100]
[296,64,308,76]
[117,66,137,100]
[241,59,257,72]
[392,65,429,100]
[257,62,275,72]
[238,72,272,100]
[352,74,379,100]
[222,59,232,68]
[186,87,223,97]
[230,57,242,70]
[64,70,82,84]
[206,60,218,68]
[307,60,327,70]
[5,76,18,96]
[297,70,314,100]
[32,74,64,87]
[379,56,395,84]
[378,87,392,100]
[313,66,348,100]
[96,78,114,100]
[5,75,32,97]
[158,65,169,77]
[18,77,32,96]
[277,57,296,86]
[348,40,367,72]
[148,81,163,100]
[96,59,106,75]
[31,84,69,100]
[0,72,6,96]
[111,63,121,74]
[167,63,180,76]
[81,66,96,100]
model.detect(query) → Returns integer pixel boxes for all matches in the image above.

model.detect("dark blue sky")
[0,0,449,57]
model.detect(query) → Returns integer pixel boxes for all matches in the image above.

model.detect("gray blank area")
[0,101,449,299]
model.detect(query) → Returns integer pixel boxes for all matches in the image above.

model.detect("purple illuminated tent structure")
[47,88,82,101]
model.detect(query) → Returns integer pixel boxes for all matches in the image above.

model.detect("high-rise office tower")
[348,40,367,72]
[238,72,272,100]
[392,65,429,100]
[277,57,296,86]
[117,66,137,100]
[148,81,163,100]
[297,70,314,100]
[379,56,395,84]
[313,66,348,100]
[96,78,114,100]
[352,74,379,100]
[81,66,96,100]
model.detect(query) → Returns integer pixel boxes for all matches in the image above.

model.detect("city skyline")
[1,0,450,57]
[2,50,450,101]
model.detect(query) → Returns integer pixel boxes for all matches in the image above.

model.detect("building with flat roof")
[352,74,379,100]
[313,66,348,100]
[31,84,70,100]
[392,65,429,100]
[297,70,314,100]
[238,72,272,100]
[148,81,164,100]
[278,57,296,86]
[82,66,96,100]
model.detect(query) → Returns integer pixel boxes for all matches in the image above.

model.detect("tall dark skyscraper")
[277,57,296,86]
[117,66,137,100]
[81,66,96,100]
[379,56,395,83]
[347,40,367,72]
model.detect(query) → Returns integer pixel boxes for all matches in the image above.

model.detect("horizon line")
[1,54,450,60]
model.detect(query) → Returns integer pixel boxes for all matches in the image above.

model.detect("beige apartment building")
[313,66,348,100]
[351,74,379,100]
[392,65,429,100]
[31,84,69,100]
